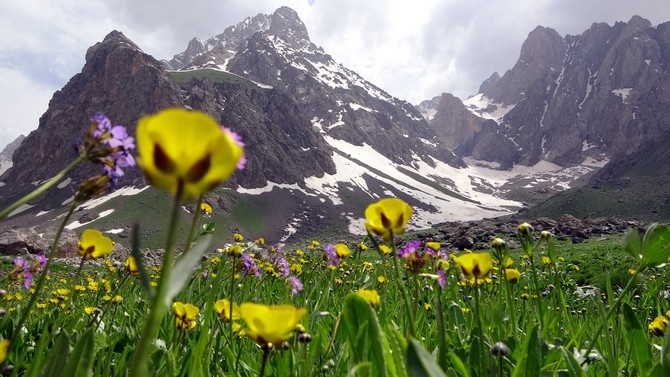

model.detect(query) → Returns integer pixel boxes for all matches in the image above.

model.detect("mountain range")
[1,7,669,247]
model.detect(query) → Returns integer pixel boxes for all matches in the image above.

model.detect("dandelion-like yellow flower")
[77,229,114,260]
[356,289,380,309]
[173,302,199,331]
[454,252,493,280]
[136,108,243,201]
[214,299,240,322]
[649,315,668,337]
[364,198,413,241]
[239,303,306,345]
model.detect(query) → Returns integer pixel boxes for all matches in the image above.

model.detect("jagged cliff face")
[0,28,335,211]
[425,16,670,173]
[0,135,24,176]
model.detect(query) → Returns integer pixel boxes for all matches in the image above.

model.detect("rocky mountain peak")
[477,71,500,94]
[518,26,565,70]
[268,6,311,47]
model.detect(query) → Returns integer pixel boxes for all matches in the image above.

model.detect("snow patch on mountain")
[463,94,517,124]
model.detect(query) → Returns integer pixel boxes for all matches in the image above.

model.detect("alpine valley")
[1,7,669,249]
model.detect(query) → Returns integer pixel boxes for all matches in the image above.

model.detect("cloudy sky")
[1,0,669,150]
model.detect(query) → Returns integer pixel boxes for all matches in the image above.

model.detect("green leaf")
[662,325,670,376]
[640,224,670,267]
[38,331,70,377]
[342,293,388,377]
[347,362,372,377]
[164,234,213,307]
[406,338,447,377]
[622,303,657,377]
[385,326,408,377]
[61,328,95,377]
[623,226,643,260]
[512,324,542,377]
[559,347,586,377]
[446,352,470,377]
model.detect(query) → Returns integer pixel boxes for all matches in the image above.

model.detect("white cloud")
[0,67,55,150]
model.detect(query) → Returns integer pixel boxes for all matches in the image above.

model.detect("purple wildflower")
[398,240,422,258]
[91,112,112,138]
[324,244,339,266]
[241,254,261,278]
[438,267,447,289]
[23,269,33,290]
[288,276,303,295]
[274,256,290,277]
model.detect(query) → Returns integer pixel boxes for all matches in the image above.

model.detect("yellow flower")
[310,240,320,249]
[290,263,303,275]
[239,303,306,345]
[358,243,368,251]
[112,295,123,304]
[356,289,380,309]
[379,245,392,256]
[0,339,9,364]
[517,222,534,236]
[628,269,637,276]
[136,108,243,201]
[227,245,243,257]
[649,315,668,337]
[520,293,530,300]
[425,241,441,251]
[504,268,521,283]
[233,233,244,242]
[461,307,470,314]
[377,276,387,285]
[364,198,413,241]
[84,306,101,316]
[124,256,139,274]
[255,238,266,245]
[173,302,199,331]
[77,229,114,260]
[335,243,351,259]
[214,299,240,322]
[454,252,493,280]
[491,237,506,250]
[200,202,213,216]
[36,302,47,309]
[424,303,432,311]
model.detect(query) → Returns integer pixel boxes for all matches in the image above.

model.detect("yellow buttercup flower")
[364,198,413,241]
[173,302,199,331]
[0,339,9,364]
[77,229,114,260]
[454,252,493,280]
[379,245,392,256]
[239,303,306,345]
[214,299,240,322]
[335,243,351,259]
[649,315,668,337]
[504,268,521,283]
[425,241,441,251]
[136,108,243,201]
[233,233,244,242]
[356,289,380,309]
[125,256,139,274]
[377,276,387,285]
[200,202,213,216]
[542,256,552,266]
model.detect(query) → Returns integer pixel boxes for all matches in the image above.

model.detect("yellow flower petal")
[77,229,114,260]
[136,108,243,201]
[239,303,306,345]
[364,198,413,241]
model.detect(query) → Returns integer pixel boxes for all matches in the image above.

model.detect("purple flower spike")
[324,244,339,266]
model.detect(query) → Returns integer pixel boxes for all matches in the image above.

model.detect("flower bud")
[517,222,534,236]
[490,341,510,357]
[491,238,506,251]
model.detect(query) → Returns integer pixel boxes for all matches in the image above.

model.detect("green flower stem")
[0,155,85,221]
[259,345,270,377]
[390,238,416,337]
[181,196,204,257]
[527,254,545,328]
[578,267,641,364]
[435,284,448,371]
[229,256,237,352]
[9,201,77,351]
[128,186,183,377]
